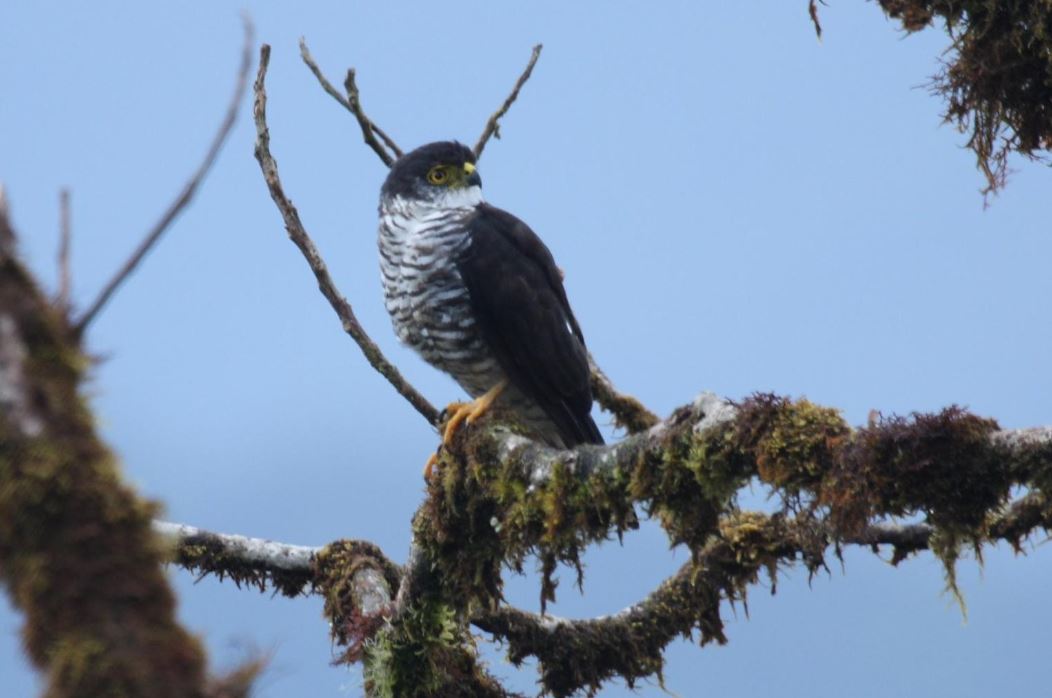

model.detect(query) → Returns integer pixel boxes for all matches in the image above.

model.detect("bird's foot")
[424,451,440,480]
[441,400,474,447]
[441,381,508,447]
[425,382,508,481]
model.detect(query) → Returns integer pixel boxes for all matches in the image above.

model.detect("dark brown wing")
[456,203,602,446]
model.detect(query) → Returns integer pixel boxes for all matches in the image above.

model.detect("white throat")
[381,186,484,220]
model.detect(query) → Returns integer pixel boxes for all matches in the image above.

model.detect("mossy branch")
[472,492,1048,696]
[150,388,1051,698]
[0,199,260,697]
[152,485,1050,698]
[414,391,1051,667]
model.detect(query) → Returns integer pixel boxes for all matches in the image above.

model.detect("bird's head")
[380,141,482,207]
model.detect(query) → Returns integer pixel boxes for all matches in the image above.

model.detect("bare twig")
[298,38,403,166]
[56,188,71,311]
[252,44,440,426]
[0,183,13,256]
[473,44,543,158]
[72,16,255,338]
[343,68,404,163]
[809,0,824,40]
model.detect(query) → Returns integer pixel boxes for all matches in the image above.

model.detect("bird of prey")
[378,141,602,473]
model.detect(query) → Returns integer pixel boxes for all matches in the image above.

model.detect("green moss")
[0,253,211,697]
[363,596,506,698]
[410,387,1046,696]
[313,540,401,664]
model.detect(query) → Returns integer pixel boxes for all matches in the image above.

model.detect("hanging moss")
[173,533,314,598]
[877,0,1052,196]
[486,511,820,698]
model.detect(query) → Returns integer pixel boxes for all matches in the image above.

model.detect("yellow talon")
[425,381,508,481]
[424,451,439,480]
[442,380,508,447]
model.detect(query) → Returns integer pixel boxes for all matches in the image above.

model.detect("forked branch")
[252,44,441,426]
[298,38,403,166]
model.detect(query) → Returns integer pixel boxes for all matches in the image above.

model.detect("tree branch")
[151,483,1050,698]
[56,188,71,312]
[153,520,318,595]
[0,204,231,697]
[72,16,254,338]
[471,491,1049,696]
[482,392,1052,493]
[414,389,1052,646]
[252,44,440,426]
[292,40,661,432]
[297,38,403,166]
[473,44,542,159]
[154,489,1049,594]
[588,353,659,433]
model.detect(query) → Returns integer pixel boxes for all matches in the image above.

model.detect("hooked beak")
[463,162,482,188]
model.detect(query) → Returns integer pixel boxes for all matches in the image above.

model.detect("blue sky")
[2,2,1050,696]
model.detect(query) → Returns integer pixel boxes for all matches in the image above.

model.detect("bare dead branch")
[56,188,71,312]
[72,16,255,338]
[343,68,404,164]
[297,38,403,166]
[252,44,441,426]
[473,44,542,159]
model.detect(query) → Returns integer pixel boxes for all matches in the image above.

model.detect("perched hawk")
[378,141,602,468]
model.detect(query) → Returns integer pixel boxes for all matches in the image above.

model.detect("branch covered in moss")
[154,520,318,596]
[472,491,1050,696]
[0,201,238,697]
[875,0,1052,197]
[418,391,1052,615]
[588,353,659,433]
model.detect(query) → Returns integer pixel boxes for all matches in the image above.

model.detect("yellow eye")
[427,166,449,185]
